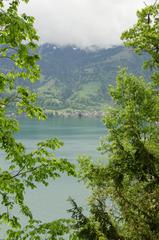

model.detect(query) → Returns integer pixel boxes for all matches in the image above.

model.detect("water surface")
[16,117,105,221]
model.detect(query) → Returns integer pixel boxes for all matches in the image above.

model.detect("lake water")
[16,117,106,222]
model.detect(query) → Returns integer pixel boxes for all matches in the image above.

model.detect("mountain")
[35,44,148,113]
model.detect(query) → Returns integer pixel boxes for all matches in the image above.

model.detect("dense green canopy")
[68,2,159,240]
[0,0,75,239]
[1,0,159,239]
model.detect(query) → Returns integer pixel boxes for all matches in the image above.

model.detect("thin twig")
[144,0,158,7]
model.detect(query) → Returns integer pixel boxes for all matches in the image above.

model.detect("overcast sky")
[20,0,154,49]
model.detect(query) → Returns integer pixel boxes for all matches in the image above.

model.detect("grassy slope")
[35,44,149,112]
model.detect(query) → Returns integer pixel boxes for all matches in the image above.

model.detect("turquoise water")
[16,117,106,221]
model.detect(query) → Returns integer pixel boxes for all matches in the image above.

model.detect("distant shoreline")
[7,109,105,119]
[44,109,104,118]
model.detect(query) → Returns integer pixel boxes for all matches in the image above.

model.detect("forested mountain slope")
[36,44,148,112]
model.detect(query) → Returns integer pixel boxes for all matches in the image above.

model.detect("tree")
[0,0,75,239]
[68,2,159,240]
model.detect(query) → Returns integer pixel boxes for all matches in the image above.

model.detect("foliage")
[0,0,75,239]
[68,2,159,240]
[67,196,122,240]
[6,218,73,240]
[121,2,159,69]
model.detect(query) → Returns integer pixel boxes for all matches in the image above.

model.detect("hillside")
[35,44,148,114]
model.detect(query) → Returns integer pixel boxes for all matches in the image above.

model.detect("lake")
[16,117,105,222]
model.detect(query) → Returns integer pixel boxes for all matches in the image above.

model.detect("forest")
[0,0,159,239]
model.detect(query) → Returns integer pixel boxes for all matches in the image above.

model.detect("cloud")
[20,0,154,49]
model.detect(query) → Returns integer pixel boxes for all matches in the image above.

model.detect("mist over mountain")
[34,43,148,112]
[19,0,144,48]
